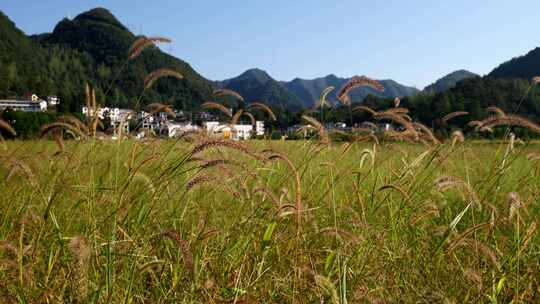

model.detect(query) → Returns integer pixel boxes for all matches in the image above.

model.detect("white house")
[82,107,134,135]
[255,121,265,136]
[47,96,60,106]
[203,121,265,140]
[167,122,199,138]
[0,99,47,112]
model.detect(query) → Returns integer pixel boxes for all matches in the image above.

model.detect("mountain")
[0,10,49,97]
[0,8,214,112]
[489,47,540,79]
[283,74,419,108]
[423,70,478,93]
[216,68,304,111]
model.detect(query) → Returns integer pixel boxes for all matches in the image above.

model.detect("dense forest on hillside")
[0,8,214,113]
[2,8,540,139]
[306,77,540,138]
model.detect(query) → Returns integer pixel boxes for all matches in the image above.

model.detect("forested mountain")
[489,48,540,79]
[283,74,419,108]
[423,70,478,93]
[0,10,50,98]
[0,8,214,112]
[216,71,419,110]
[2,6,540,132]
[346,76,540,138]
[216,68,305,111]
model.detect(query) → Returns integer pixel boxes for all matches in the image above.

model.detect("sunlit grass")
[0,138,539,303]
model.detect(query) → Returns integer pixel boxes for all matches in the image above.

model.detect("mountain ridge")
[282,74,419,108]
[0,7,214,112]
[489,47,540,79]
[424,70,479,93]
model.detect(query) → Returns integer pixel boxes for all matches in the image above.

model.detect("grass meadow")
[1,138,539,303]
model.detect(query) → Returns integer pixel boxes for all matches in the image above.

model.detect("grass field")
[1,138,539,303]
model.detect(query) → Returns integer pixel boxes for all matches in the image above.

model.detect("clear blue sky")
[2,0,540,88]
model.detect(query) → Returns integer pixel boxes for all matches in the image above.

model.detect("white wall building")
[255,121,265,136]
[203,121,265,140]
[167,122,199,138]
[82,107,134,135]
[47,96,60,106]
[0,99,48,112]
[82,107,134,122]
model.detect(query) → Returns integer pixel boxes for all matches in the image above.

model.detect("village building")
[166,122,199,138]
[0,93,52,112]
[204,121,265,140]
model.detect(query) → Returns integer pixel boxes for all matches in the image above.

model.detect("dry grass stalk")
[85,84,100,137]
[213,89,244,101]
[451,130,465,147]
[445,222,490,253]
[526,152,540,162]
[0,119,16,136]
[442,111,469,123]
[41,122,86,139]
[314,275,339,304]
[518,221,537,256]
[186,174,215,191]
[53,131,65,155]
[508,192,528,220]
[128,36,172,59]
[355,133,379,145]
[301,115,330,144]
[412,122,439,144]
[267,153,302,230]
[394,97,401,108]
[242,112,256,126]
[161,230,194,274]
[201,102,232,117]
[337,76,384,106]
[480,114,540,134]
[374,112,417,136]
[253,186,283,209]
[486,106,506,117]
[384,107,410,115]
[5,158,36,186]
[199,158,235,170]
[359,121,377,129]
[144,69,183,89]
[57,115,89,134]
[435,176,479,205]
[352,106,377,116]
[246,102,277,121]
[231,109,244,125]
[69,237,90,301]
[147,103,176,117]
[319,86,335,108]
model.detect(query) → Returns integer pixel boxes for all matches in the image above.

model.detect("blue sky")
[2,0,539,88]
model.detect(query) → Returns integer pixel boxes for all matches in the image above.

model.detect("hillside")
[284,74,419,108]
[216,68,305,111]
[0,10,48,98]
[489,47,540,79]
[0,8,214,112]
[424,70,478,93]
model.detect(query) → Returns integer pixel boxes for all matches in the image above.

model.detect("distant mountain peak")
[218,69,303,110]
[71,7,126,29]
[282,74,419,108]
[489,47,540,79]
[75,7,115,20]
[424,70,478,93]
[236,68,273,84]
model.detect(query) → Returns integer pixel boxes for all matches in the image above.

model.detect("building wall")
[0,100,47,112]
